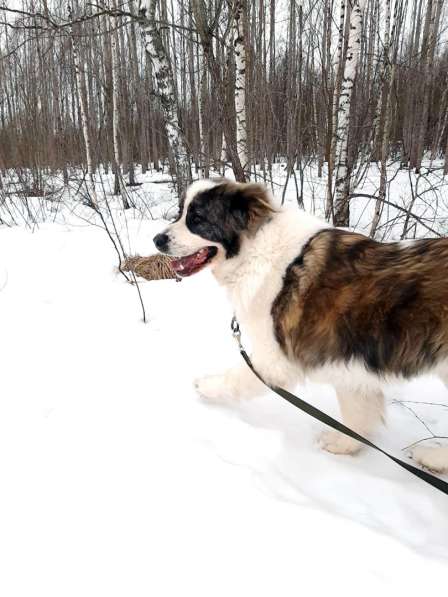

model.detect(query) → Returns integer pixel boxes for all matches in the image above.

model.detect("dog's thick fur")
[154,179,448,473]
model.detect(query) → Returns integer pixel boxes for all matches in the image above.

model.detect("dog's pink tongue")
[171,248,209,276]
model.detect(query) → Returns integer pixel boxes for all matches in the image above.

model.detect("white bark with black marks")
[233,0,248,174]
[140,0,191,205]
[326,0,346,219]
[333,0,366,227]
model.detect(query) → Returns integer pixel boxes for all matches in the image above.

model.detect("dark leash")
[231,317,448,496]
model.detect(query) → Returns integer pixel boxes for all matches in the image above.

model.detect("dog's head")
[153,179,275,277]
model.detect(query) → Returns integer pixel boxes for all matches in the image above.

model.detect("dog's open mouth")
[170,247,217,277]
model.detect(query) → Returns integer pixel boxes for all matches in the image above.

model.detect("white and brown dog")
[153,179,448,474]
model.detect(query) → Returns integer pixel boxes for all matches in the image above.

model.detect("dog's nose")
[153,233,169,250]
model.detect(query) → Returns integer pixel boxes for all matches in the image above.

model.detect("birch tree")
[333,0,367,227]
[233,0,248,175]
[139,0,191,205]
[110,5,130,209]
[191,0,246,182]
[67,2,97,208]
[326,0,346,219]
[2,0,448,216]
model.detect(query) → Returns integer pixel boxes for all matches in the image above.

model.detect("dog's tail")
[412,445,448,474]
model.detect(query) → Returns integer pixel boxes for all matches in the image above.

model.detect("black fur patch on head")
[185,182,274,258]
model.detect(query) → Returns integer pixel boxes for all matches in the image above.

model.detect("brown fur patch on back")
[272,229,448,377]
[121,254,177,281]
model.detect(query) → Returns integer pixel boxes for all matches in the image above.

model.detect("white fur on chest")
[212,209,327,381]
[214,209,326,320]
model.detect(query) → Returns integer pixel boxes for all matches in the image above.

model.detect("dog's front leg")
[195,364,265,402]
[195,347,298,403]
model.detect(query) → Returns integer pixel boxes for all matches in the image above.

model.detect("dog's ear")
[228,183,276,234]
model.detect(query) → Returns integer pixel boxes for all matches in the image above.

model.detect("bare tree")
[191,0,246,182]
[333,0,367,227]
[139,0,192,205]
[1,0,448,229]
[326,0,346,219]
[68,2,97,208]
[233,0,248,175]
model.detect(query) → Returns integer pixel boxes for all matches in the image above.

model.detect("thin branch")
[350,193,443,237]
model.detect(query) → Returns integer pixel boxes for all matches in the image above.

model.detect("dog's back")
[272,229,448,378]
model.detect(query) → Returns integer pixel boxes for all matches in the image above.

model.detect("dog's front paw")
[319,430,361,455]
[194,374,230,403]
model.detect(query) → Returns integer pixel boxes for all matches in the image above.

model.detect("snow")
[1,171,448,595]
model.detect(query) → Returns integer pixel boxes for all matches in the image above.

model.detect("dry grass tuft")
[121,254,178,281]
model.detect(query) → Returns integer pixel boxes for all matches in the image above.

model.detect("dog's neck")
[211,208,328,314]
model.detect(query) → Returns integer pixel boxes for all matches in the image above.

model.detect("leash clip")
[231,316,242,349]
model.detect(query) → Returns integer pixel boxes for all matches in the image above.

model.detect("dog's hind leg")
[412,445,448,473]
[410,369,448,473]
[320,382,385,455]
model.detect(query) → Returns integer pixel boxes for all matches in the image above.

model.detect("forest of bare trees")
[0,1,447,232]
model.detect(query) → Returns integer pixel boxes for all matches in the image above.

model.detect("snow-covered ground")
[1,168,448,596]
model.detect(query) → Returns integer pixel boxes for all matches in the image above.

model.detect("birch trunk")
[267,0,275,167]
[111,7,130,209]
[233,0,248,174]
[128,0,148,174]
[333,0,366,227]
[199,61,209,177]
[111,9,120,194]
[191,0,246,182]
[285,0,296,172]
[140,0,191,206]
[326,0,346,220]
[67,3,97,208]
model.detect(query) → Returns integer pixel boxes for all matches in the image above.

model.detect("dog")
[153,179,448,474]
